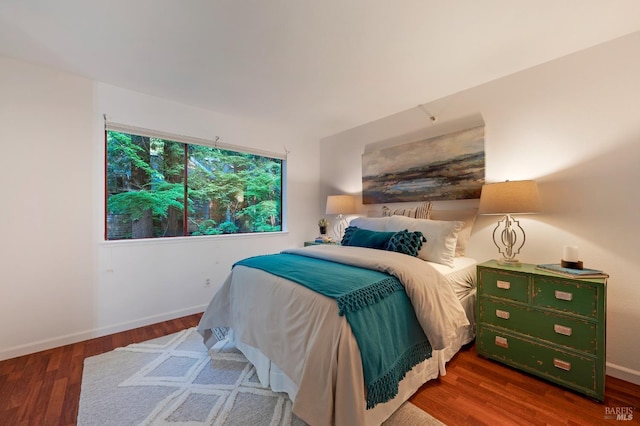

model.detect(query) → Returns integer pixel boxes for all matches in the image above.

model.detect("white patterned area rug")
[77,328,443,425]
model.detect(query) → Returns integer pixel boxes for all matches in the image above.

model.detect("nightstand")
[476,260,607,401]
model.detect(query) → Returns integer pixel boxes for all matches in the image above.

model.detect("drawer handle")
[553,358,572,371]
[554,324,573,336]
[554,290,573,301]
[496,280,511,290]
[496,309,510,320]
[494,336,509,348]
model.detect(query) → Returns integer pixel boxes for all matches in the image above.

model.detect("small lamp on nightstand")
[478,180,542,265]
[325,194,356,241]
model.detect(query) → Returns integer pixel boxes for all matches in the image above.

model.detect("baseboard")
[0,304,208,362]
[607,362,640,386]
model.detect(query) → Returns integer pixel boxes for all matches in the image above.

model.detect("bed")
[197,212,477,425]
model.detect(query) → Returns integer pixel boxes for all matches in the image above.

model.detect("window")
[105,126,283,240]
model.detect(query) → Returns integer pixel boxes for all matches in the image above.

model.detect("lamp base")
[498,258,522,266]
[491,214,527,268]
[332,214,349,242]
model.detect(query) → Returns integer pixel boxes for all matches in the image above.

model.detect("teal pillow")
[385,230,426,257]
[341,226,396,250]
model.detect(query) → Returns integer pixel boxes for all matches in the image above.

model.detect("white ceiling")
[2,1,640,138]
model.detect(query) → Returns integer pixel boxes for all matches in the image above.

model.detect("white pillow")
[349,216,390,232]
[429,209,478,257]
[385,216,463,267]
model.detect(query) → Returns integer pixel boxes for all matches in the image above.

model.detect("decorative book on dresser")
[477,260,607,401]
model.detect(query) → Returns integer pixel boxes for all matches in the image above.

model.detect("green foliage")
[218,221,239,234]
[107,132,161,189]
[107,182,184,221]
[191,219,222,236]
[239,200,280,232]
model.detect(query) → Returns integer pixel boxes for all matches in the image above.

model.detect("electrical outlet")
[204,277,211,287]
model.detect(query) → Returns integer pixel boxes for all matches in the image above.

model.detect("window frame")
[104,122,286,241]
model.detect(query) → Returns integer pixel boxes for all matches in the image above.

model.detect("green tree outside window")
[106,131,283,240]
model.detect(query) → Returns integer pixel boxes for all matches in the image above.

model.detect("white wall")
[0,56,94,357]
[0,57,320,360]
[319,32,640,384]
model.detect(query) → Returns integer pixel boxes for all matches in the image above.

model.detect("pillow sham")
[385,215,463,267]
[341,226,396,250]
[429,208,478,257]
[349,216,390,232]
[386,230,426,257]
[381,202,431,219]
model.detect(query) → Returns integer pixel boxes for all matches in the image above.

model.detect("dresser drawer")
[479,299,598,354]
[533,277,599,318]
[477,328,598,396]
[479,269,529,303]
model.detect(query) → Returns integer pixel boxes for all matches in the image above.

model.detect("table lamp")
[478,180,542,265]
[325,195,356,241]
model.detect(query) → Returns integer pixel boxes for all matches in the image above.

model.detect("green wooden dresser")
[476,260,607,401]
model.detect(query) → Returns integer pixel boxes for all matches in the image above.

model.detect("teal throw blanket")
[234,253,432,409]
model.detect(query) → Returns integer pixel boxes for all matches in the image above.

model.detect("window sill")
[100,230,289,247]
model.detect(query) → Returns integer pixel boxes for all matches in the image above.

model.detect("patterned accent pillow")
[414,202,432,219]
[385,229,427,257]
[382,202,432,219]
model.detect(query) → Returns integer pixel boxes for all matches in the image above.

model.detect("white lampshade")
[325,195,356,215]
[478,180,542,215]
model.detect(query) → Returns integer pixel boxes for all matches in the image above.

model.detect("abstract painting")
[362,125,485,204]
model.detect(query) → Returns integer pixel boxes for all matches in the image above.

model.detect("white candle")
[563,245,579,262]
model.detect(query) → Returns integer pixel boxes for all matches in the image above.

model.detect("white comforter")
[197,245,470,425]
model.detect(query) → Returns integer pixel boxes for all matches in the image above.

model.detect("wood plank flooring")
[0,314,202,426]
[1,314,638,425]
[410,343,640,425]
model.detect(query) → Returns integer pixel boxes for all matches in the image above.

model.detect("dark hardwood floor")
[0,314,202,426]
[410,343,640,425]
[1,314,638,425]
